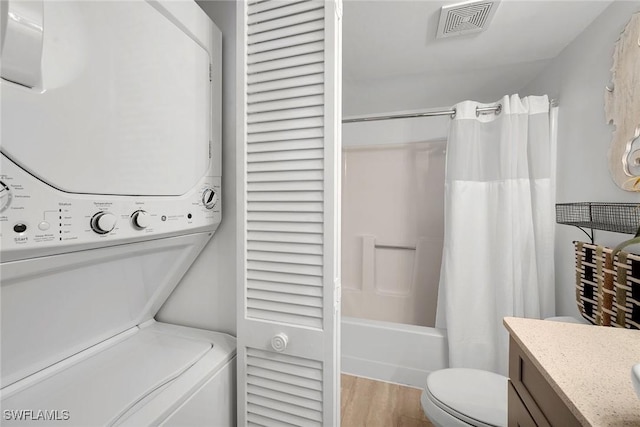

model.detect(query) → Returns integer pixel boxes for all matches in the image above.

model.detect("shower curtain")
[436,94,556,375]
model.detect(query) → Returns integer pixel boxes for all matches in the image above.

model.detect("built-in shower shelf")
[555,202,640,242]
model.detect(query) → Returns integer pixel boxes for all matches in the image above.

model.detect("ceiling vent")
[436,0,499,39]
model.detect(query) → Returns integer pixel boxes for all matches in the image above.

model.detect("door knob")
[271,333,288,352]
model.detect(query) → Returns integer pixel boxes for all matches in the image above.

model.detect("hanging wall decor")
[605,11,640,192]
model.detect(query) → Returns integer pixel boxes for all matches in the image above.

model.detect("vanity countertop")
[503,317,640,426]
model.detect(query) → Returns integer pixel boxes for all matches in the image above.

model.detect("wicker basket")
[575,241,640,329]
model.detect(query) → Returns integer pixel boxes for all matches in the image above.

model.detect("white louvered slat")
[247,260,322,277]
[248,348,323,373]
[249,385,323,412]
[248,84,324,105]
[247,224,321,238]
[248,40,324,65]
[248,0,307,16]
[247,230,323,245]
[247,180,323,192]
[248,289,322,308]
[248,51,324,75]
[248,30,324,55]
[248,106,324,124]
[248,7,323,35]
[247,300,322,319]
[247,127,323,143]
[247,270,323,287]
[248,63,324,86]
[248,309,321,328]
[247,158,323,172]
[247,211,323,223]
[247,190,323,201]
[247,1,321,25]
[248,74,324,95]
[248,95,324,114]
[239,0,339,424]
[248,240,322,254]
[248,18,324,45]
[247,139,324,153]
[247,403,322,427]
[247,138,323,156]
[248,148,324,163]
[247,413,297,427]
[247,366,322,391]
[247,170,323,182]
[247,118,323,135]
[248,376,322,401]
[247,250,322,266]
[250,394,322,421]
[247,280,323,296]
[247,201,323,212]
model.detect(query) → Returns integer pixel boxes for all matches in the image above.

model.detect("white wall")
[522,1,640,318]
[343,113,449,147]
[343,60,550,117]
[157,0,237,336]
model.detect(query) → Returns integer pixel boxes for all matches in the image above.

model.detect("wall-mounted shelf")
[555,202,640,243]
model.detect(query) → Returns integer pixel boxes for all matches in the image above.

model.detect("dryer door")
[1,0,211,196]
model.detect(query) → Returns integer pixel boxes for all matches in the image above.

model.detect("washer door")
[1,0,211,196]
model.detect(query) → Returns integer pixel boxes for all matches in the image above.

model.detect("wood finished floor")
[341,374,435,427]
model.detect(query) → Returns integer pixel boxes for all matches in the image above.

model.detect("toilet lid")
[426,368,507,427]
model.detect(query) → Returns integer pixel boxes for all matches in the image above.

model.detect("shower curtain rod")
[342,99,558,124]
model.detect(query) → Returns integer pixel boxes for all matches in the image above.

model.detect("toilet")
[421,316,589,426]
[421,368,507,427]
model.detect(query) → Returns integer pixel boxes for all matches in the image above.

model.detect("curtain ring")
[451,108,457,119]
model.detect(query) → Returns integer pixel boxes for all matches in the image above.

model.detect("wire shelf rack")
[556,202,640,242]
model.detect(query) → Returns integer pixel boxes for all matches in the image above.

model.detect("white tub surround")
[504,317,640,426]
[341,317,448,388]
[342,142,446,327]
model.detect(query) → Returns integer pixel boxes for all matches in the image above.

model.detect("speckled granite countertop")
[504,317,640,427]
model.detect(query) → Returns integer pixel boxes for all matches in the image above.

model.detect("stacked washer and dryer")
[0,0,236,425]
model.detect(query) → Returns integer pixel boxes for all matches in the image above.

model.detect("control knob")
[202,188,218,209]
[91,212,117,234]
[131,210,150,229]
[0,181,12,213]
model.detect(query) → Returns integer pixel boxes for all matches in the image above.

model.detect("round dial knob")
[91,212,117,234]
[0,181,12,213]
[131,210,150,229]
[202,188,218,209]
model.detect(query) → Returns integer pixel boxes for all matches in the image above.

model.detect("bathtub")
[341,316,448,388]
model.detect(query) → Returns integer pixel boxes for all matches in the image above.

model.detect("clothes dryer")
[0,1,233,425]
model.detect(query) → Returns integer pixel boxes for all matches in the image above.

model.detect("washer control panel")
[0,154,221,261]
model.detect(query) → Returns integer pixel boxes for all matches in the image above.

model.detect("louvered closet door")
[237,1,342,426]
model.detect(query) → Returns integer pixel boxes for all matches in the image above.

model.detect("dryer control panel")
[0,154,221,262]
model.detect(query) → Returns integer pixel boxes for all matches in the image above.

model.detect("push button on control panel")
[13,223,27,233]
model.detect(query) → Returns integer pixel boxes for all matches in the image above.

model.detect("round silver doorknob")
[271,333,288,352]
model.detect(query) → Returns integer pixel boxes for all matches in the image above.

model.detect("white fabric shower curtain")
[436,94,556,375]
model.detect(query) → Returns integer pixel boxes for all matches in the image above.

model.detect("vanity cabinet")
[508,337,581,427]
[504,317,640,427]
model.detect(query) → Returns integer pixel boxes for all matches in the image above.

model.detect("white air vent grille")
[437,0,499,38]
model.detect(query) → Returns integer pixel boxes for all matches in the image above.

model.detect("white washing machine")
[0,0,235,425]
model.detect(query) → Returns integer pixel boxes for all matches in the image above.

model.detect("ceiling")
[342,0,614,115]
